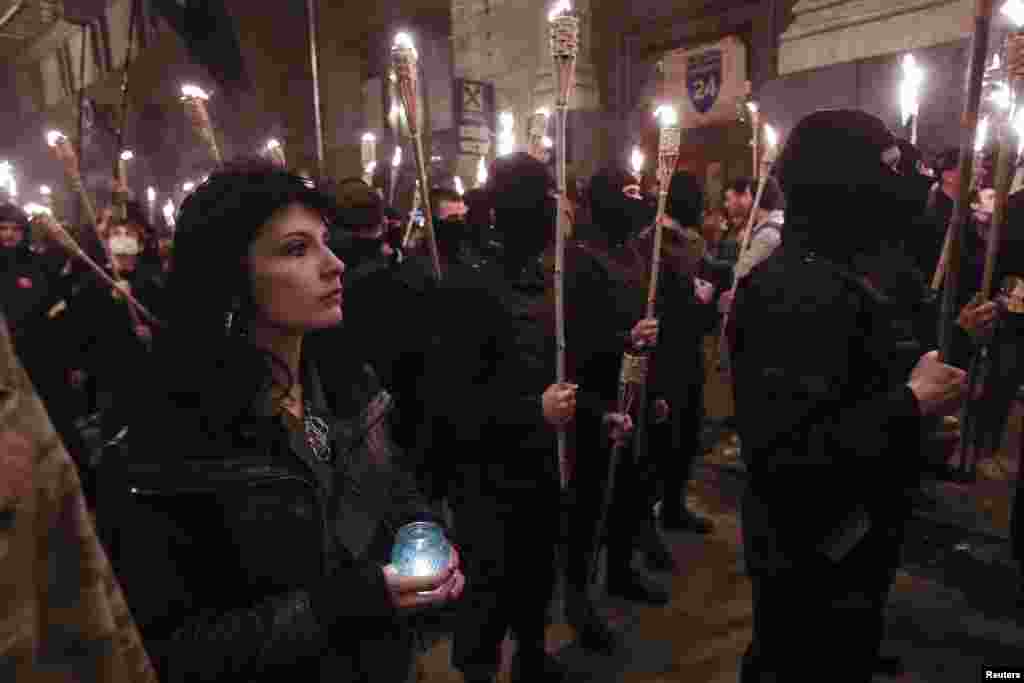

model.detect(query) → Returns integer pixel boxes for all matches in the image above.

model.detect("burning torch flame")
[542,136,553,149]
[147,187,156,202]
[266,139,281,152]
[182,181,195,193]
[163,199,175,225]
[631,146,645,175]
[548,0,572,22]
[1015,109,1024,157]
[976,116,990,153]
[120,150,134,161]
[654,105,679,127]
[764,124,779,150]
[900,54,924,126]
[362,132,376,143]
[477,157,488,186]
[498,111,516,156]
[746,101,759,115]
[454,176,465,196]
[392,147,402,168]
[393,32,418,61]
[988,81,1012,110]
[1002,0,1024,28]
[46,130,65,147]
[181,84,210,100]
[366,160,377,175]
[40,185,51,196]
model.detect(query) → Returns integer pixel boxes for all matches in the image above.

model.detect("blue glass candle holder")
[391,521,451,578]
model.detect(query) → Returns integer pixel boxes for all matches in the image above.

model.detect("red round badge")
[16,277,32,289]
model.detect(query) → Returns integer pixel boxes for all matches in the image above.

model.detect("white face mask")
[109,234,141,256]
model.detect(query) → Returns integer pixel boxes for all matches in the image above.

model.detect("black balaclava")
[589,164,656,247]
[775,109,904,266]
[489,152,556,276]
[666,171,704,227]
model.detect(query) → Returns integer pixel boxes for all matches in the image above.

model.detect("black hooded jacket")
[730,110,931,571]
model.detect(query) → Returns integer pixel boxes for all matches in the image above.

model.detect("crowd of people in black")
[2,107,1023,682]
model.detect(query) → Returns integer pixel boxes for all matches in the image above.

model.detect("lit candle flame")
[392,147,402,167]
[266,139,281,151]
[976,116,990,153]
[40,185,51,196]
[548,0,572,22]
[120,150,134,161]
[631,146,645,175]
[181,84,210,100]
[454,176,465,196]
[654,105,679,127]
[477,156,488,186]
[764,124,779,149]
[900,54,924,125]
[1003,0,1024,27]
[147,187,156,202]
[362,132,376,142]
[46,130,65,147]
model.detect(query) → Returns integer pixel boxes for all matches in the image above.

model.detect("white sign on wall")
[662,36,748,129]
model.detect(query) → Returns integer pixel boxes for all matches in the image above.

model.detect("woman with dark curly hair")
[97,160,463,683]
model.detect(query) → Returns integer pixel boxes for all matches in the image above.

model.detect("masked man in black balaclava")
[425,151,578,682]
[729,109,969,682]
[323,178,436,460]
[557,163,694,652]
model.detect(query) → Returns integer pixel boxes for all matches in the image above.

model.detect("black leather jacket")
[97,359,439,683]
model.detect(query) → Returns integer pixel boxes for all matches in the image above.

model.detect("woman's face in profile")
[247,203,345,333]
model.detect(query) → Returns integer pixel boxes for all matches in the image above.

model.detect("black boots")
[566,590,621,655]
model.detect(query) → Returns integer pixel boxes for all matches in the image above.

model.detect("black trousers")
[740,523,903,683]
[451,495,559,679]
[647,379,704,515]
[566,422,649,589]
